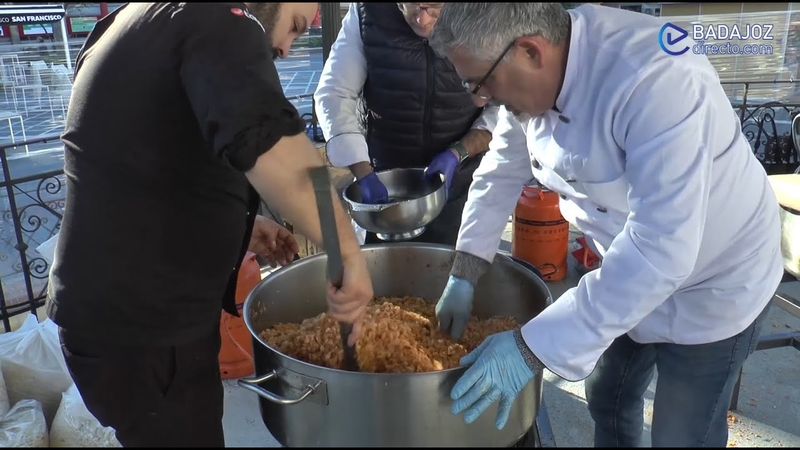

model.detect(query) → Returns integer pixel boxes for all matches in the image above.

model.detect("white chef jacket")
[456,4,784,381]
[313,2,499,168]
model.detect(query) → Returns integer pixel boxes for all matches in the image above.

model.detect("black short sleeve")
[177,3,307,172]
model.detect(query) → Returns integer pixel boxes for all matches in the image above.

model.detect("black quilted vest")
[358,3,484,197]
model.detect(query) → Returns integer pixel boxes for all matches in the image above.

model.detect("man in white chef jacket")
[427,3,784,447]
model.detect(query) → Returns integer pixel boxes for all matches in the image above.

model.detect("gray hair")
[428,3,571,61]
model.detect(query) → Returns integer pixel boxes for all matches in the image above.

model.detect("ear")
[515,36,546,69]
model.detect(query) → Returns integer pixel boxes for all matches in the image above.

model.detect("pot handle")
[238,370,321,406]
[497,251,544,279]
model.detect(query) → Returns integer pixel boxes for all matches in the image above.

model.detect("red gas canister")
[511,186,569,281]
[219,251,262,379]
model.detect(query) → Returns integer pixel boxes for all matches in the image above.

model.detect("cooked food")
[260,296,519,373]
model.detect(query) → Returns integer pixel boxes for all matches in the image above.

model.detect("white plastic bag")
[0,314,73,427]
[351,218,367,245]
[0,399,49,447]
[0,361,10,417]
[35,232,59,266]
[50,383,121,447]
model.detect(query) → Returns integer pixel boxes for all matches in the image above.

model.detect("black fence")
[0,133,64,332]
[724,80,800,175]
[1,84,799,332]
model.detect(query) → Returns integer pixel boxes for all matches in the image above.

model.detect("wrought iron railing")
[723,80,800,175]
[1,84,799,332]
[0,134,64,332]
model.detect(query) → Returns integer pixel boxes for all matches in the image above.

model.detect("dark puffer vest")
[358,3,485,198]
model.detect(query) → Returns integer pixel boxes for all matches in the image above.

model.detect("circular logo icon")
[658,22,690,56]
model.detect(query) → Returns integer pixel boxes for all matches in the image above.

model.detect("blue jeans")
[584,303,770,447]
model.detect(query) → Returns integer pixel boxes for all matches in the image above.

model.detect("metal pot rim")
[242,243,552,377]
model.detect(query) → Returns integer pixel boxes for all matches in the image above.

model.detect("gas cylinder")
[219,251,262,379]
[511,186,569,281]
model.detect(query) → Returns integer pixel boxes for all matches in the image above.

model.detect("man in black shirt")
[47,3,372,447]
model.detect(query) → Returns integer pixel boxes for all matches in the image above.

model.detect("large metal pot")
[239,243,553,447]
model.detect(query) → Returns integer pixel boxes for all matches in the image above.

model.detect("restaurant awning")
[0,4,72,70]
[0,4,66,25]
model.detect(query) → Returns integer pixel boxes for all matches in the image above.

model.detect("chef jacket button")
[532,159,541,170]
[560,194,567,200]
[596,206,608,213]
[559,115,570,123]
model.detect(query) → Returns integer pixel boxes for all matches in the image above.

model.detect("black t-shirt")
[46,2,307,346]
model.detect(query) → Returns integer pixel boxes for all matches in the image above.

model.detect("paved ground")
[219,228,800,448]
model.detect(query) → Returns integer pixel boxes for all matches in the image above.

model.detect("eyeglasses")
[397,3,443,18]
[462,40,516,101]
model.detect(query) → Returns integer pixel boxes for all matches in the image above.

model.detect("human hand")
[424,149,460,192]
[356,172,389,204]
[248,215,300,268]
[326,250,374,346]
[451,330,535,430]
[435,275,474,342]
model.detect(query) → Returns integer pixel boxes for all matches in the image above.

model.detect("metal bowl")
[343,168,447,241]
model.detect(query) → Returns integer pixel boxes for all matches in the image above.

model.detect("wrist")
[349,161,373,181]
[450,141,469,163]
[513,329,545,374]
[450,251,490,286]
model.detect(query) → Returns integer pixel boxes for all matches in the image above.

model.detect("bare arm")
[245,132,361,258]
[457,128,493,159]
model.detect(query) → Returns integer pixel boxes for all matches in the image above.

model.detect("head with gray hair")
[429,3,572,118]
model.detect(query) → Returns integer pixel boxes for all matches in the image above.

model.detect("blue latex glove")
[435,275,474,341]
[356,171,389,204]
[424,149,460,192]
[451,330,535,430]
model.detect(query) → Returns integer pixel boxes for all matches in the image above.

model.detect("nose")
[416,10,434,27]
[276,43,291,59]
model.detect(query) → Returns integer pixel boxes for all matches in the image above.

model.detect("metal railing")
[1,83,799,332]
[0,134,64,332]
[722,80,800,175]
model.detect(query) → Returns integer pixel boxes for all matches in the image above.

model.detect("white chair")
[47,64,72,120]
[10,60,50,115]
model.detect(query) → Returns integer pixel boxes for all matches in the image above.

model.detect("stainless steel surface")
[376,226,425,242]
[779,206,800,279]
[240,243,553,447]
[343,168,447,241]
[308,166,358,372]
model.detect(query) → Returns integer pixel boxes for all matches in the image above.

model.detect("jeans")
[585,303,771,447]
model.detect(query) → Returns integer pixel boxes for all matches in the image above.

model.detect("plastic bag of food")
[0,399,49,447]
[50,383,121,447]
[0,361,10,416]
[35,232,59,266]
[0,313,73,427]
